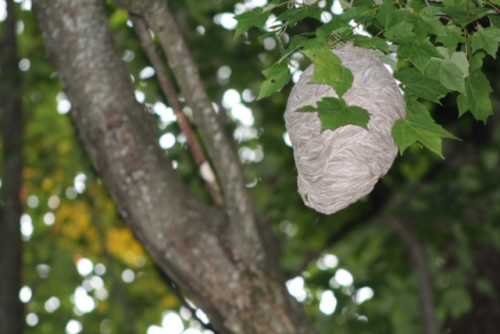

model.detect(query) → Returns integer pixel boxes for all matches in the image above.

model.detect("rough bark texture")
[33,1,315,333]
[131,15,223,207]
[115,0,261,257]
[0,1,24,333]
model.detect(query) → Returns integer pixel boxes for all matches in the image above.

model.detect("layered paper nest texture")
[285,45,406,215]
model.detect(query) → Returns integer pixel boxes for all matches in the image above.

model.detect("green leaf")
[376,0,397,29]
[341,4,377,22]
[392,100,457,157]
[277,6,322,26]
[457,94,469,117]
[415,8,444,36]
[470,27,500,58]
[423,58,443,78]
[301,97,369,131]
[398,40,442,72]
[470,51,486,71]
[280,35,323,62]
[460,70,494,123]
[436,46,451,59]
[396,68,448,102]
[303,47,353,97]
[408,0,427,11]
[352,36,390,53]
[450,52,469,77]
[385,21,416,43]
[257,62,291,100]
[436,24,465,50]
[490,14,500,28]
[442,0,493,27]
[439,60,466,93]
[315,19,352,42]
[431,51,469,78]
[234,9,269,38]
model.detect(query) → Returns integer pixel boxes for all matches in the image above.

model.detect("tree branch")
[153,264,219,333]
[287,137,478,278]
[385,218,438,334]
[130,15,223,207]
[285,185,438,333]
[88,190,219,332]
[287,184,391,277]
[117,0,256,232]
[34,1,315,332]
[286,196,438,334]
[0,1,24,333]
[34,0,228,329]
[117,0,282,293]
[288,217,370,277]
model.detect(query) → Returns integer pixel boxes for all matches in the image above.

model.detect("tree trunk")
[33,1,315,333]
[0,1,24,333]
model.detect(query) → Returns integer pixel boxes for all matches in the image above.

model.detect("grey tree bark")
[115,0,265,261]
[0,1,24,333]
[33,1,315,333]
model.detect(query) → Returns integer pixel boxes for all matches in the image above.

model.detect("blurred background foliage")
[1,0,500,333]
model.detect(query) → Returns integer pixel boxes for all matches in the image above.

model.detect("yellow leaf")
[106,228,146,268]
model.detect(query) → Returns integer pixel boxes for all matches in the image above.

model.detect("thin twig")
[122,1,259,238]
[385,219,438,334]
[287,217,369,277]
[131,15,223,207]
[287,184,392,278]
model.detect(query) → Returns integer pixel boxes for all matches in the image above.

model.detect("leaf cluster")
[235,0,500,156]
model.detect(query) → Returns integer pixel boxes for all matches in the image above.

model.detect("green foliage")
[352,35,390,52]
[237,0,499,157]
[301,97,370,130]
[234,8,269,38]
[277,5,322,26]
[442,0,493,27]
[7,1,500,334]
[470,27,500,58]
[396,68,448,103]
[439,59,466,93]
[460,70,494,122]
[258,62,292,100]
[392,100,457,157]
[303,47,353,97]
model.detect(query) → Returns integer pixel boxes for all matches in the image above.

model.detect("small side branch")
[385,219,438,334]
[131,15,223,206]
[287,185,392,278]
[117,0,257,231]
[288,217,368,277]
[117,0,270,277]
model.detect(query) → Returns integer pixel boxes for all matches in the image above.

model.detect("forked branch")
[131,15,223,206]
[117,0,255,231]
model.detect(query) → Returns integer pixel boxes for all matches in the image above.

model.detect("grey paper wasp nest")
[285,45,405,215]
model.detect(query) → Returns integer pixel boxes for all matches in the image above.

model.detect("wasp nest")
[285,44,405,215]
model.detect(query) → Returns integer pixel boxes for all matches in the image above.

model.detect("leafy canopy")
[235,0,499,157]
